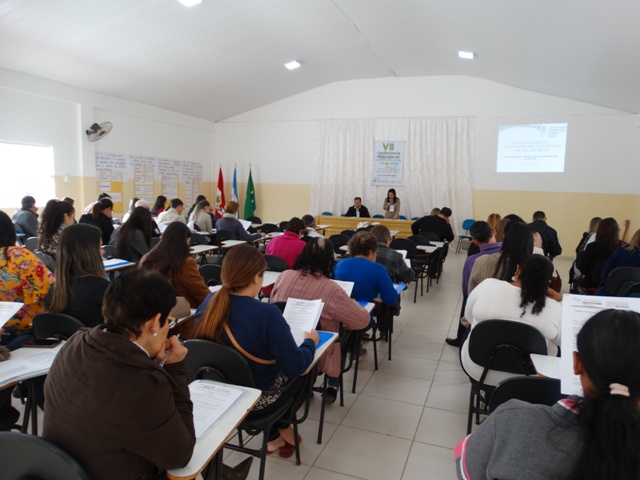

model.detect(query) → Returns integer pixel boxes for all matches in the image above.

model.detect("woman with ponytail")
[461,254,562,385]
[194,244,318,457]
[38,200,75,258]
[456,308,640,480]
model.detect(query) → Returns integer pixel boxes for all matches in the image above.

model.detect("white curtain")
[311,117,475,234]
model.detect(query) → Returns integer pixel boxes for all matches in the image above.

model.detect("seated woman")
[194,244,318,458]
[38,199,75,259]
[456,308,640,480]
[150,195,167,217]
[215,201,263,242]
[333,231,399,305]
[265,217,306,268]
[47,224,109,327]
[114,206,152,263]
[461,254,562,385]
[596,228,640,295]
[43,269,195,480]
[577,217,621,289]
[271,237,370,403]
[189,199,213,233]
[0,210,55,345]
[468,221,533,294]
[140,222,209,308]
[79,197,114,245]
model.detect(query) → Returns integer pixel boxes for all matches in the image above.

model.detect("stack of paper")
[189,380,244,438]
[282,298,324,345]
[0,301,23,327]
[332,280,354,297]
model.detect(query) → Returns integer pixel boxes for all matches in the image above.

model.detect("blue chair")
[411,216,419,220]
[321,211,333,216]
[455,219,475,254]
[399,215,407,220]
[372,214,384,219]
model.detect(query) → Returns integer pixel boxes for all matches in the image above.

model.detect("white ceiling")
[1,0,639,122]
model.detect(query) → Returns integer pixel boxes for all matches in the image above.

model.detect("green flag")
[243,169,256,218]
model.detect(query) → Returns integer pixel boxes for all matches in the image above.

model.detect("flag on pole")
[243,168,256,219]
[215,167,226,218]
[232,167,239,203]
[232,166,239,218]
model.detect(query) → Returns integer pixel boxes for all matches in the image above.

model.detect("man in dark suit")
[345,197,371,218]
[528,211,562,260]
[411,207,455,241]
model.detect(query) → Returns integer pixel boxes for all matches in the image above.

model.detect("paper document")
[158,223,168,233]
[393,282,406,294]
[560,294,640,395]
[396,250,408,259]
[0,346,62,387]
[189,380,244,438]
[332,280,354,297]
[103,258,131,267]
[283,298,324,345]
[239,219,252,231]
[0,302,23,325]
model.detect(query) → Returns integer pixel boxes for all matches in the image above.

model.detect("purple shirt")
[462,242,503,297]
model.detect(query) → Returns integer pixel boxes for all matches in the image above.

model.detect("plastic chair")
[321,212,333,216]
[605,267,640,296]
[462,320,548,434]
[340,229,356,238]
[399,215,407,220]
[35,251,56,272]
[258,223,279,235]
[0,431,91,480]
[25,236,39,253]
[488,376,564,412]
[455,219,475,253]
[372,214,384,219]
[328,234,350,257]
[246,216,262,224]
[213,229,237,247]
[199,264,222,287]
[278,221,289,232]
[183,339,303,479]
[407,235,431,246]
[419,231,441,241]
[264,254,288,272]
[33,312,84,340]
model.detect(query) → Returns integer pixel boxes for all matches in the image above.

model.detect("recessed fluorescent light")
[284,60,301,70]
[458,50,476,60]
[178,0,202,6]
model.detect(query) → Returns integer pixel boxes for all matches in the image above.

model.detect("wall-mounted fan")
[85,122,113,142]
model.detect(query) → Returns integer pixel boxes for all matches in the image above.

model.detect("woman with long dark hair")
[48,224,109,327]
[271,238,370,403]
[195,244,318,457]
[140,222,209,307]
[150,195,167,217]
[468,221,534,294]
[38,200,75,258]
[461,254,562,385]
[382,188,401,219]
[114,206,152,262]
[457,308,640,480]
[577,217,621,288]
[79,197,114,245]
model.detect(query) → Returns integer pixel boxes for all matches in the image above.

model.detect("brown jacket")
[44,327,195,480]
[171,256,210,308]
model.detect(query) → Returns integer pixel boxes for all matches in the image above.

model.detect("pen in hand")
[159,334,181,367]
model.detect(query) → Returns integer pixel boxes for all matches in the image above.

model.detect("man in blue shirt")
[446,221,502,347]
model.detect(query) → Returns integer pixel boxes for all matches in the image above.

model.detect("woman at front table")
[140,222,209,308]
[43,269,196,480]
[382,188,401,219]
[47,224,109,327]
[195,244,318,458]
[456,308,640,480]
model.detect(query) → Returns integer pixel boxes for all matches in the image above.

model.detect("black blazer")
[345,205,371,218]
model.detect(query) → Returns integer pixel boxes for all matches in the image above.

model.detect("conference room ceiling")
[1,0,639,122]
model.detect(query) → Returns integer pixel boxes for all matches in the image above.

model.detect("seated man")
[345,197,371,218]
[157,198,186,225]
[528,210,562,260]
[370,225,414,284]
[411,206,455,241]
[11,195,39,237]
[445,220,502,347]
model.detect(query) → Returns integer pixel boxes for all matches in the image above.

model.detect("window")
[0,142,55,209]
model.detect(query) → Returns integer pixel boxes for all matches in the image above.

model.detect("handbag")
[549,270,562,293]
[169,296,191,319]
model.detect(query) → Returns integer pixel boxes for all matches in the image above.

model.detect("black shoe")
[222,457,253,480]
[445,337,461,347]
[323,387,338,405]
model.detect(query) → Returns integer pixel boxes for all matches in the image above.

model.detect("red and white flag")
[215,167,226,218]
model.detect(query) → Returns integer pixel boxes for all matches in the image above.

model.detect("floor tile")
[342,395,423,439]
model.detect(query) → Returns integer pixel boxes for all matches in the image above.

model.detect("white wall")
[220,75,640,194]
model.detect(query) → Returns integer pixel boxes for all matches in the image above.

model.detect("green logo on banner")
[383,143,394,150]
